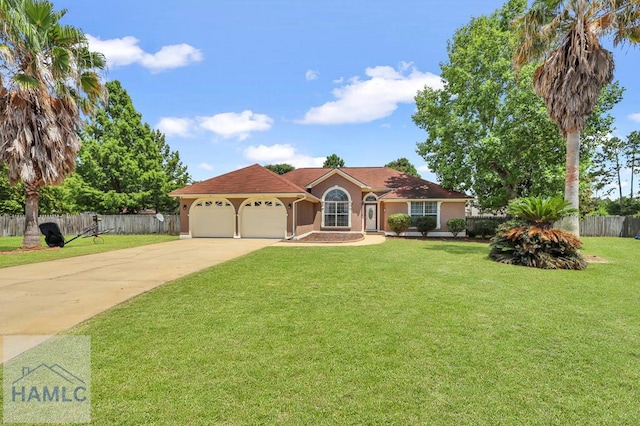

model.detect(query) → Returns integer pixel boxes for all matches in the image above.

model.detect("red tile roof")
[169,164,311,196]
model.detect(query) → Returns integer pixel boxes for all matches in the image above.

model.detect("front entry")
[365,203,377,231]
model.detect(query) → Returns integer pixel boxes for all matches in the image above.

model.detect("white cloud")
[197,110,273,141]
[629,113,640,123]
[156,117,195,137]
[299,63,444,125]
[417,165,431,173]
[87,34,202,72]
[243,144,325,168]
[198,163,214,171]
[305,69,319,81]
[333,77,344,84]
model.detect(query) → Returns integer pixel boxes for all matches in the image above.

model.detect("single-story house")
[169,164,472,239]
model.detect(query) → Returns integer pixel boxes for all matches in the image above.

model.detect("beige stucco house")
[170,164,472,239]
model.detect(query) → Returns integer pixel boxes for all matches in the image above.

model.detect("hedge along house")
[170,164,472,239]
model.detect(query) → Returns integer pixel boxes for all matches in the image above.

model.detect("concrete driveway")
[0,238,275,361]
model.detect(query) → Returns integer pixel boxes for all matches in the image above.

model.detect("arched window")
[323,188,350,227]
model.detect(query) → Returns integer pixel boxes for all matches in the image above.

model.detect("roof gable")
[282,167,470,199]
[305,168,368,189]
[170,164,311,197]
[282,167,398,189]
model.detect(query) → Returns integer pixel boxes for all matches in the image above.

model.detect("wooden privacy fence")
[0,214,180,237]
[578,216,640,238]
[466,215,640,238]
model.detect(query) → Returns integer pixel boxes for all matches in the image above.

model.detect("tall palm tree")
[0,0,105,248]
[512,0,640,236]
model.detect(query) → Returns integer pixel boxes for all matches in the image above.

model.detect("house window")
[410,202,438,222]
[323,188,350,227]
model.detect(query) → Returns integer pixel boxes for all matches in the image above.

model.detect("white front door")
[365,204,377,231]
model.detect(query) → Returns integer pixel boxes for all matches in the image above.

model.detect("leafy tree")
[385,157,420,177]
[625,131,640,201]
[592,136,626,212]
[0,163,23,214]
[602,196,640,216]
[414,0,563,210]
[512,0,640,236]
[265,163,295,175]
[0,0,105,248]
[77,80,190,214]
[323,154,345,168]
[413,0,621,214]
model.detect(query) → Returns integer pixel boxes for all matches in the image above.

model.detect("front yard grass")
[0,234,177,268]
[2,237,639,424]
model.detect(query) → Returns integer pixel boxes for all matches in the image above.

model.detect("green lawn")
[0,234,177,268]
[2,237,640,424]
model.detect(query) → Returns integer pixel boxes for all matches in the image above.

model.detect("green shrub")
[446,218,466,237]
[387,213,412,236]
[473,219,500,238]
[415,216,437,236]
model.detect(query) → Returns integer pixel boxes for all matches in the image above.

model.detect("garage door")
[240,199,287,238]
[190,198,235,237]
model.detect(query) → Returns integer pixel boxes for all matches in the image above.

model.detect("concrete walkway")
[1,238,275,361]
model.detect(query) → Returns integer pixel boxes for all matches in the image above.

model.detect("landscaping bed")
[292,232,365,243]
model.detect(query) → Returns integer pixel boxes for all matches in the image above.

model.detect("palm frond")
[506,196,576,226]
[0,0,105,188]
[490,224,586,270]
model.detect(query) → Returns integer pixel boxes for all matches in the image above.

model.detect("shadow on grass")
[422,242,489,256]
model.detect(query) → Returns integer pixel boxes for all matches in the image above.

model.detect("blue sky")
[57,0,639,194]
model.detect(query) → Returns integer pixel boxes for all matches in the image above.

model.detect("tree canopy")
[413,0,621,213]
[75,80,190,214]
[385,158,420,177]
[323,154,345,168]
[265,164,295,175]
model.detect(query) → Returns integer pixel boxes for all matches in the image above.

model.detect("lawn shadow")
[0,243,19,252]
[422,242,489,256]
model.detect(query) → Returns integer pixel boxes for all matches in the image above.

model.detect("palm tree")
[0,0,105,248]
[512,0,640,236]
[489,196,586,270]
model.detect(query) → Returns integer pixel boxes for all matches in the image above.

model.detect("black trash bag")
[38,222,65,248]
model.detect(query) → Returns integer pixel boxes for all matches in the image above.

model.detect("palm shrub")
[415,216,437,236]
[447,218,466,237]
[489,196,587,270]
[387,213,412,236]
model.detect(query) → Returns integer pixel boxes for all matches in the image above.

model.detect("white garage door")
[190,199,235,238]
[240,199,287,238]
